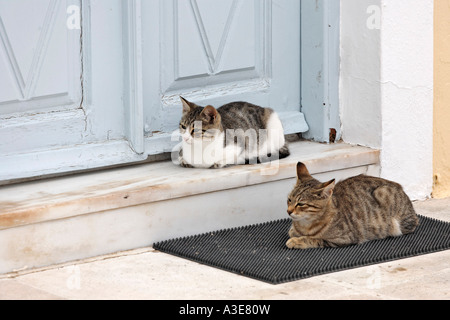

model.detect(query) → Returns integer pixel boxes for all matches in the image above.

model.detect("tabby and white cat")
[177,97,290,169]
[286,162,419,249]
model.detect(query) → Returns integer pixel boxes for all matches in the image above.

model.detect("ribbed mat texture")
[153,215,450,284]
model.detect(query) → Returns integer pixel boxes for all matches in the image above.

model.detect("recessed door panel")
[0,0,80,115]
[142,0,301,135]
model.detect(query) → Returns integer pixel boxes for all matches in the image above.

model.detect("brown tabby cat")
[286,162,419,249]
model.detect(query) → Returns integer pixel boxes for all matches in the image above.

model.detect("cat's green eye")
[180,124,186,130]
[296,203,307,208]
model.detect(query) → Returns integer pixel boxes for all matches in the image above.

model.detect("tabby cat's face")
[287,163,335,222]
[179,97,222,144]
[287,181,328,221]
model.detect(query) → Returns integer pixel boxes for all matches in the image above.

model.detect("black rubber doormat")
[153,215,450,284]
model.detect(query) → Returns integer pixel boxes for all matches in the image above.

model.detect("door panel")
[0,0,80,115]
[162,0,263,92]
[142,0,304,139]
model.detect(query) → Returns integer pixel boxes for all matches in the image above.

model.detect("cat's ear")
[201,105,220,124]
[314,179,336,197]
[180,97,195,114]
[296,162,312,182]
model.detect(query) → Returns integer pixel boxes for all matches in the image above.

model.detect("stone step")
[0,140,379,274]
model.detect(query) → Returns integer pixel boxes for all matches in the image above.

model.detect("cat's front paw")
[179,158,194,168]
[286,237,311,249]
[209,163,225,169]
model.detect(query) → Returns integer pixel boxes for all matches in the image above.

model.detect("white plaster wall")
[340,0,434,200]
[379,0,434,200]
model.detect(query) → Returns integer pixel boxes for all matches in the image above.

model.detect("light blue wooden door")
[0,0,339,182]
[140,0,308,154]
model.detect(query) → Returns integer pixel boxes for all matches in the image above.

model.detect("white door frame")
[301,0,341,143]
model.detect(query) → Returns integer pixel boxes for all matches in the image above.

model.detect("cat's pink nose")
[287,207,294,215]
